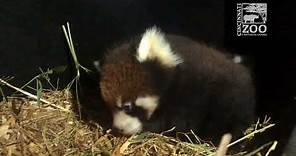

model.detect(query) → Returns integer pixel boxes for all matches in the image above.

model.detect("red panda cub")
[99,27,255,143]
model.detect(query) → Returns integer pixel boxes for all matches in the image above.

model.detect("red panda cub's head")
[100,27,182,135]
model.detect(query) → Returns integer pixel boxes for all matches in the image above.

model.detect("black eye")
[122,102,133,113]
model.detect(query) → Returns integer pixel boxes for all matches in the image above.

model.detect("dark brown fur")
[150,35,255,142]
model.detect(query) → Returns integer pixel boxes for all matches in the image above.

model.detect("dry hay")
[0,90,276,156]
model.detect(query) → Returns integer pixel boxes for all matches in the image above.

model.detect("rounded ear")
[136,27,183,68]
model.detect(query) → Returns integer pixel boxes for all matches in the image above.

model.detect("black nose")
[111,127,124,136]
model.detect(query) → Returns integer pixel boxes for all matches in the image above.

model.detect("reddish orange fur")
[100,51,156,110]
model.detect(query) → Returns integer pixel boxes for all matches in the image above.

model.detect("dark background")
[0,0,295,155]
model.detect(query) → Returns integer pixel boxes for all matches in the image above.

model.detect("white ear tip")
[233,55,243,64]
[136,27,183,67]
[93,60,101,71]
